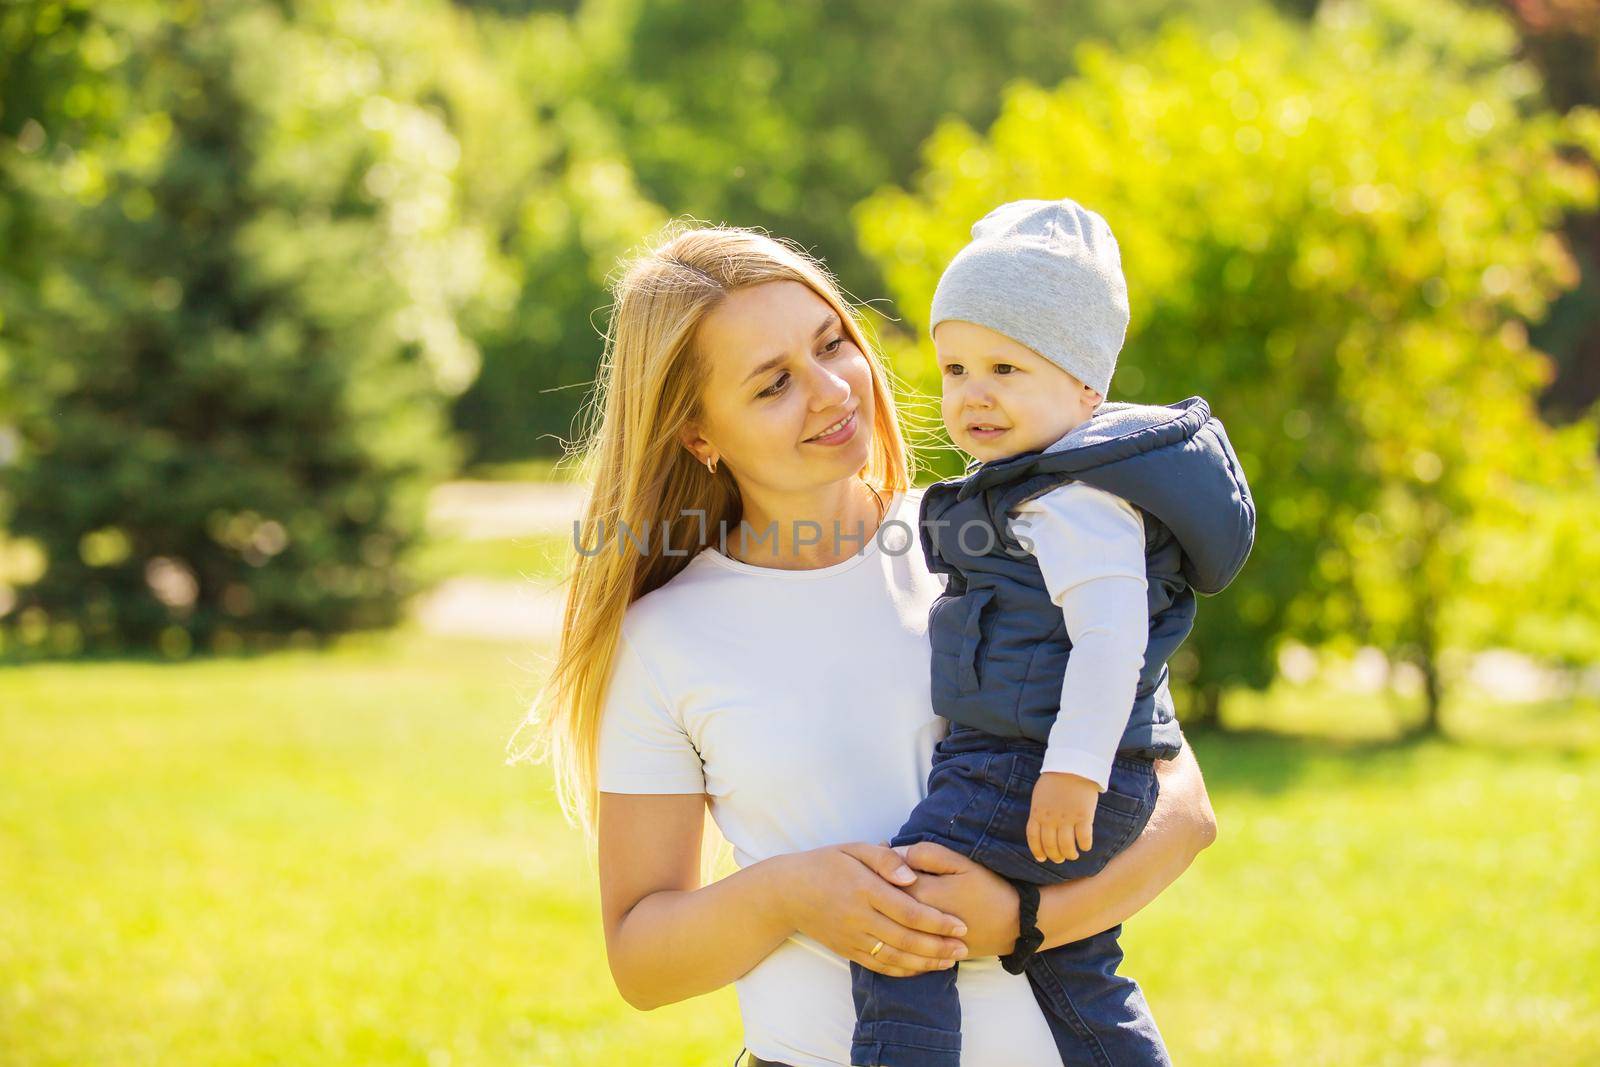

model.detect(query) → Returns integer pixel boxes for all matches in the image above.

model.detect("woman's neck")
[725,477,887,571]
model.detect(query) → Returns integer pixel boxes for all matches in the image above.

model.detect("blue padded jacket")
[918,395,1256,758]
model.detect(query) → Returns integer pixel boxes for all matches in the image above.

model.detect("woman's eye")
[760,340,845,398]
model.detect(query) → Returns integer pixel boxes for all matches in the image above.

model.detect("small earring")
[705,455,718,475]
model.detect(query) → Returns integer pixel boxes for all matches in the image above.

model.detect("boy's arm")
[1032,742,1215,950]
[1010,481,1150,791]
[1025,574,1148,862]
[1039,575,1149,788]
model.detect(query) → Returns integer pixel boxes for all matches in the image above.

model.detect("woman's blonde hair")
[506,221,916,836]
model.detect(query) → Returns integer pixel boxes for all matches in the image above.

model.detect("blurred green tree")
[433,0,1289,466]
[1494,0,1600,425]
[576,0,1268,305]
[0,0,505,656]
[457,0,1324,462]
[0,1,107,459]
[858,0,1600,729]
[442,8,663,462]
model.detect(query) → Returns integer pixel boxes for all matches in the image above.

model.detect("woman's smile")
[804,408,858,445]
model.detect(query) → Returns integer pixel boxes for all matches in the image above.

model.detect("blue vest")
[918,395,1256,759]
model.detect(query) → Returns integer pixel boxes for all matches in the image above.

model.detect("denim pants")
[849,724,1172,1067]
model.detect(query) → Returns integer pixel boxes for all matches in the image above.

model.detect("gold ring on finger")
[869,939,884,957]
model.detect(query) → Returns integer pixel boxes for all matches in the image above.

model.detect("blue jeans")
[850,724,1172,1067]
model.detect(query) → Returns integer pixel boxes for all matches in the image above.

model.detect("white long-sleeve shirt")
[1006,481,1150,790]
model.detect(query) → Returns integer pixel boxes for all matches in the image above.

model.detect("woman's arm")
[597,791,971,1010]
[895,739,1218,957]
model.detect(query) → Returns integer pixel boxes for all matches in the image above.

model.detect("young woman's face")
[686,280,874,495]
[933,319,1101,463]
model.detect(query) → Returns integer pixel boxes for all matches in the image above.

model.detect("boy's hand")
[1026,771,1099,863]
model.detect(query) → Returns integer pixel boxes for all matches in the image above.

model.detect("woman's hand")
[895,842,1021,959]
[893,741,1220,959]
[778,842,971,978]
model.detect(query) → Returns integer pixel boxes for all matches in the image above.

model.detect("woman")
[518,223,1219,1066]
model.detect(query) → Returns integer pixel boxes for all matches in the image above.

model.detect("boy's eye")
[995,363,1016,374]
[943,364,963,376]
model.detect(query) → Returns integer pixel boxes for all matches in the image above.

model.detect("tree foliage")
[858,0,1600,723]
[0,0,500,655]
[577,0,1276,305]
[442,7,662,461]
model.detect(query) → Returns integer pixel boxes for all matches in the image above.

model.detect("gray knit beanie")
[928,197,1129,397]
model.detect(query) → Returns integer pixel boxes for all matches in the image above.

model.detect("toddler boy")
[848,198,1257,1067]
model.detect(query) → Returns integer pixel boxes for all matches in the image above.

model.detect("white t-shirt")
[1008,481,1151,790]
[597,487,1062,1066]
[597,482,1154,1065]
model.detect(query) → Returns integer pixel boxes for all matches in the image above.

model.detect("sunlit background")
[2,0,1598,1063]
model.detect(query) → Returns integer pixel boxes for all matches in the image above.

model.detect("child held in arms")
[848,198,1256,1067]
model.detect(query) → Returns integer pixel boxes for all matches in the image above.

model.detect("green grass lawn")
[2,629,1596,1065]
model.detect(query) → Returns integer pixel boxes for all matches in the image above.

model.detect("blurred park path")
[413,480,585,642]
[427,480,589,541]
[412,574,564,643]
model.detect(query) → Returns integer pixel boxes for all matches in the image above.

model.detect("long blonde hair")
[506,222,915,836]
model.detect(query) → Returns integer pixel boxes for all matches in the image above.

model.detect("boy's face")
[933,319,1103,463]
